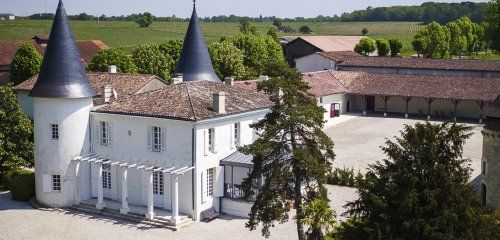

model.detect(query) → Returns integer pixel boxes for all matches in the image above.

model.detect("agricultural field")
[0,20,422,54]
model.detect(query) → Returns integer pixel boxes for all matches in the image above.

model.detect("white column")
[145,170,154,220]
[120,167,130,214]
[171,175,180,225]
[74,161,81,204]
[96,163,105,210]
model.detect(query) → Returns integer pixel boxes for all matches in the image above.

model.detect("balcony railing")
[224,183,245,199]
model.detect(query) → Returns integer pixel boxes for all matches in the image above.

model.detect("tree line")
[340,1,487,24]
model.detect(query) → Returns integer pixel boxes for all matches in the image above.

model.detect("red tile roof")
[96,81,273,121]
[0,40,108,66]
[318,52,500,72]
[234,71,348,97]
[331,71,500,102]
[482,95,500,118]
[14,73,162,100]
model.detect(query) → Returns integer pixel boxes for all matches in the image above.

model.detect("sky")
[2,0,490,18]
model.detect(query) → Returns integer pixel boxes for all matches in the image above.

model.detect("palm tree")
[297,199,337,240]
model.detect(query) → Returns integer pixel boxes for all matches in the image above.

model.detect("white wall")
[16,90,34,119]
[296,54,335,73]
[318,94,347,125]
[34,97,93,207]
[221,198,252,218]
[194,110,267,220]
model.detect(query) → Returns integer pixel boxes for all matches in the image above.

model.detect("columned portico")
[171,175,180,224]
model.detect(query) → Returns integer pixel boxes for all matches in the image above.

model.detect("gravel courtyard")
[0,116,484,240]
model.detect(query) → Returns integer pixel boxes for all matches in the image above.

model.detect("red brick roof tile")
[96,81,273,121]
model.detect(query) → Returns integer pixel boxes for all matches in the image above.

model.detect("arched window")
[481,183,487,206]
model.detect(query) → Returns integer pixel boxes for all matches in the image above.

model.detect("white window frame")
[102,164,111,189]
[52,174,61,192]
[207,168,215,197]
[208,128,215,153]
[148,126,166,152]
[99,121,113,146]
[51,124,59,140]
[234,123,240,147]
[153,169,164,195]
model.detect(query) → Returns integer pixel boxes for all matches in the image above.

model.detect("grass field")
[0,20,422,54]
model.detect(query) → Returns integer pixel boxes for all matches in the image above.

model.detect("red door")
[330,103,340,118]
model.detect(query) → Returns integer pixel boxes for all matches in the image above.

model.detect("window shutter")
[230,125,235,149]
[95,121,100,144]
[215,166,224,197]
[161,127,166,152]
[107,122,113,146]
[42,174,51,193]
[211,128,216,153]
[203,130,209,156]
[201,170,207,203]
[147,126,152,151]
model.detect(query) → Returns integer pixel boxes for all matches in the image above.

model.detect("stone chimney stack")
[259,75,269,81]
[170,74,183,85]
[213,92,226,114]
[224,77,235,86]
[108,65,117,74]
[102,84,112,103]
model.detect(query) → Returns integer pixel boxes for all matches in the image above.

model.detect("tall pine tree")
[240,64,335,239]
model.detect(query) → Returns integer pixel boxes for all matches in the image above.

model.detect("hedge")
[5,169,35,201]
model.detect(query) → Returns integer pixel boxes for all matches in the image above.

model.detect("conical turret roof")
[175,2,221,83]
[29,0,96,98]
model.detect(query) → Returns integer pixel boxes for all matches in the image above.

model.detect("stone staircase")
[69,202,193,231]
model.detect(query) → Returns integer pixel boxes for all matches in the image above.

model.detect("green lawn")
[0,20,422,54]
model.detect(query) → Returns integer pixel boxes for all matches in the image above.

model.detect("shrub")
[6,169,35,201]
[327,167,363,187]
[299,25,312,34]
[388,38,403,57]
[87,48,137,73]
[361,27,369,36]
[375,38,391,57]
[354,38,376,56]
[10,43,42,85]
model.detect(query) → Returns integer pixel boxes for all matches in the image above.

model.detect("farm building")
[0,13,15,20]
[0,37,108,73]
[284,36,365,67]
[296,51,500,77]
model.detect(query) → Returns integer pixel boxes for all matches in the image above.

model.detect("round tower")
[30,0,96,207]
[480,95,500,210]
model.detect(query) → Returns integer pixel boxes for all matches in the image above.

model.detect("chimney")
[108,65,117,74]
[213,92,226,114]
[170,74,183,85]
[224,77,235,86]
[259,75,269,81]
[102,84,112,103]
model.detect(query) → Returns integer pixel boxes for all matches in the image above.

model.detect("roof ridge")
[185,84,198,120]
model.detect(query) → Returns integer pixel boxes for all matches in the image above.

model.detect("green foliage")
[354,38,376,56]
[327,167,363,187]
[273,18,284,27]
[266,27,279,42]
[375,39,391,57]
[361,27,368,36]
[135,12,154,28]
[0,86,33,180]
[264,35,286,66]
[240,64,335,239]
[297,199,337,240]
[388,38,403,57]
[446,21,467,57]
[239,18,258,35]
[412,21,450,58]
[485,0,500,52]
[158,40,183,73]
[411,37,425,58]
[208,40,245,80]
[299,25,312,34]
[87,48,137,73]
[10,43,42,85]
[131,44,173,80]
[6,169,35,202]
[456,16,475,56]
[336,122,500,240]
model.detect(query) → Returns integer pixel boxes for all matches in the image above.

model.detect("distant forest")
[25,1,487,24]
